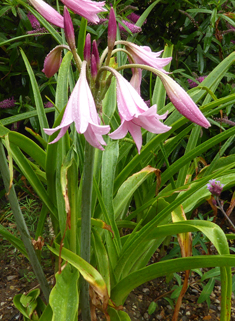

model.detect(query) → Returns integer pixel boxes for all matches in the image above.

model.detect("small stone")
[136,312,141,318]
[186,311,191,315]
[214,299,220,304]
[144,312,149,320]
[210,305,217,311]
[166,305,172,310]
[7,275,17,281]
[142,288,150,294]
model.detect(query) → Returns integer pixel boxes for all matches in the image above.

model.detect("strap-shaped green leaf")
[0,224,28,258]
[20,48,49,141]
[49,264,79,321]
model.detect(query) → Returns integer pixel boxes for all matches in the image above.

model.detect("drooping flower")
[28,0,64,28]
[42,45,70,77]
[116,41,172,95]
[107,68,171,153]
[119,41,172,73]
[0,97,16,109]
[155,70,211,128]
[60,0,107,24]
[207,179,224,197]
[43,61,110,150]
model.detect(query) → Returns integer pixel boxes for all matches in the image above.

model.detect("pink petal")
[61,0,107,24]
[158,72,211,128]
[29,0,64,28]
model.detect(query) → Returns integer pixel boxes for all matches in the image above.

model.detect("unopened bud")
[64,7,76,50]
[84,33,91,63]
[108,7,116,50]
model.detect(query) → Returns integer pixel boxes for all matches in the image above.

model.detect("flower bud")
[92,40,100,66]
[64,7,76,50]
[84,33,91,64]
[91,54,97,79]
[43,46,63,77]
[108,7,116,50]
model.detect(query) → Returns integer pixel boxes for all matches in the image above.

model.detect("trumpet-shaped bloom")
[43,61,110,150]
[28,0,64,28]
[122,42,172,73]
[61,0,107,24]
[156,71,211,128]
[108,68,171,153]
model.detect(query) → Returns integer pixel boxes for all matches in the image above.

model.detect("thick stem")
[80,141,95,321]
[68,160,78,254]
[0,141,50,302]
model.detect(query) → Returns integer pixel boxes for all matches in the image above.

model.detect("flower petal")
[61,0,107,24]
[29,0,64,28]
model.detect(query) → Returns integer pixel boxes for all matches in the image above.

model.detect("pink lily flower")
[108,69,171,153]
[28,0,64,28]
[43,61,110,150]
[60,0,107,24]
[156,71,211,128]
[116,41,171,94]
[122,42,172,73]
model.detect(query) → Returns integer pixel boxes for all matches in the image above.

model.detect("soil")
[1,203,235,321]
[1,244,235,321]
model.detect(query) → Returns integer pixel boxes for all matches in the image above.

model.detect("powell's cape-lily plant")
[1,0,235,320]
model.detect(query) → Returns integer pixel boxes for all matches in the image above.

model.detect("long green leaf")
[50,264,79,321]
[20,48,49,141]
[49,244,109,300]
[0,126,46,170]
[111,255,232,305]
[0,224,28,258]
[9,142,57,218]
[161,126,235,186]
[114,166,158,219]
[55,51,73,117]
[0,108,54,126]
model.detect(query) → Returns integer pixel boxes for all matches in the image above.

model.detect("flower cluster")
[0,97,16,109]
[207,179,224,197]
[187,76,206,88]
[27,12,47,34]
[28,0,210,153]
